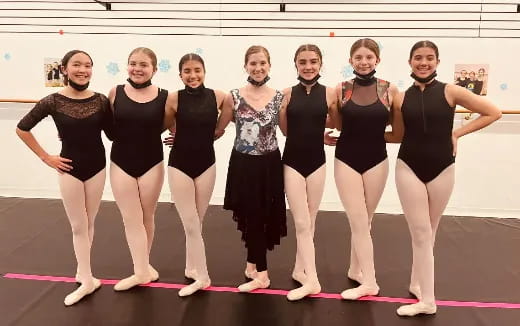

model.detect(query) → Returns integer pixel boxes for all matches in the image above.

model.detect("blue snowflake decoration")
[106,62,119,76]
[500,83,508,91]
[158,59,171,73]
[341,65,354,79]
[397,80,405,89]
[195,48,204,55]
[4,53,11,60]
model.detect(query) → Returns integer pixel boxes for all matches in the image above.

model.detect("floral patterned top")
[231,88,284,155]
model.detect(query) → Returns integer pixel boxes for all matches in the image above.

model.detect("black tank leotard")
[335,78,390,174]
[111,85,167,178]
[398,80,455,183]
[17,93,113,182]
[282,83,328,178]
[168,87,218,179]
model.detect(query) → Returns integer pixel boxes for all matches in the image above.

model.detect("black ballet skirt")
[224,148,287,250]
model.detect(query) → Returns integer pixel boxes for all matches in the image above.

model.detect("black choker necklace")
[410,71,437,84]
[185,84,205,95]
[68,79,89,91]
[127,78,152,89]
[354,70,376,86]
[298,74,321,85]
[247,76,270,87]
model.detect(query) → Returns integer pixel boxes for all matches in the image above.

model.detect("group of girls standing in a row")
[16,38,501,317]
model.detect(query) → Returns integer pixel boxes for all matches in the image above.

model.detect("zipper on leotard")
[420,90,427,134]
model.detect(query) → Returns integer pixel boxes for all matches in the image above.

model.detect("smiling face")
[180,59,205,88]
[62,52,92,86]
[349,46,380,75]
[295,50,321,80]
[127,50,156,84]
[408,46,439,79]
[244,50,271,82]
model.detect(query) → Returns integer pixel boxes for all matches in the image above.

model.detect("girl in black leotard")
[108,47,171,291]
[333,39,400,300]
[164,53,225,296]
[17,50,112,306]
[279,44,337,301]
[390,41,501,317]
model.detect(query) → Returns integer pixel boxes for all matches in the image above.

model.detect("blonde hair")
[128,47,157,69]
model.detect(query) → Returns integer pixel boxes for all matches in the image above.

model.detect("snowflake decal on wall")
[195,48,204,55]
[4,53,11,60]
[158,59,171,73]
[500,83,508,91]
[341,65,354,79]
[106,62,120,76]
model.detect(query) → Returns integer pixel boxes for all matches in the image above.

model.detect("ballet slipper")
[340,284,379,300]
[397,302,437,317]
[149,265,159,281]
[114,274,153,291]
[178,279,211,297]
[64,278,101,306]
[291,271,307,285]
[238,278,270,292]
[287,282,321,301]
[244,269,258,279]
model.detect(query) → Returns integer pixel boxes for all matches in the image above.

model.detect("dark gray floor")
[1,197,519,326]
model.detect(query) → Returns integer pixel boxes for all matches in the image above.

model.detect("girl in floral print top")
[230,87,284,155]
[217,45,287,293]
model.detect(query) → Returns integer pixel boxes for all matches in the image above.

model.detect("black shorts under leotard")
[111,85,167,178]
[168,87,218,179]
[17,93,113,182]
[335,78,390,174]
[282,83,328,178]
[398,80,455,183]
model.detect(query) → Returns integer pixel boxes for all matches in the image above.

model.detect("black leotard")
[111,85,167,178]
[335,78,390,174]
[282,83,328,178]
[17,93,112,182]
[398,80,455,183]
[168,87,218,179]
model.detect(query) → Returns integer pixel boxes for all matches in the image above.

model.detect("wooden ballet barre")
[455,108,520,114]
[0,99,38,104]
[1,99,519,114]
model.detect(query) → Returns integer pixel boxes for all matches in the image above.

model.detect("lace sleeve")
[99,94,114,141]
[17,94,55,131]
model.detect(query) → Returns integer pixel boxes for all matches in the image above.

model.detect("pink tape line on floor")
[4,273,520,309]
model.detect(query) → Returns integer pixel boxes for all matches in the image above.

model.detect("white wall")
[1,35,519,218]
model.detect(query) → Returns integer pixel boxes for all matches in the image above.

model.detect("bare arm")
[163,91,178,131]
[278,88,291,136]
[323,86,339,145]
[447,84,502,138]
[107,86,116,112]
[384,85,405,143]
[215,91,234,139]
[213,89,227,140]
[333,82,343,131]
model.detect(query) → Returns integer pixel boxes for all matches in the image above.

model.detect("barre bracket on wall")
[94,1,111,11]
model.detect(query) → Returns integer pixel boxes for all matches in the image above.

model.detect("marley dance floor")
[0,197,519,326]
